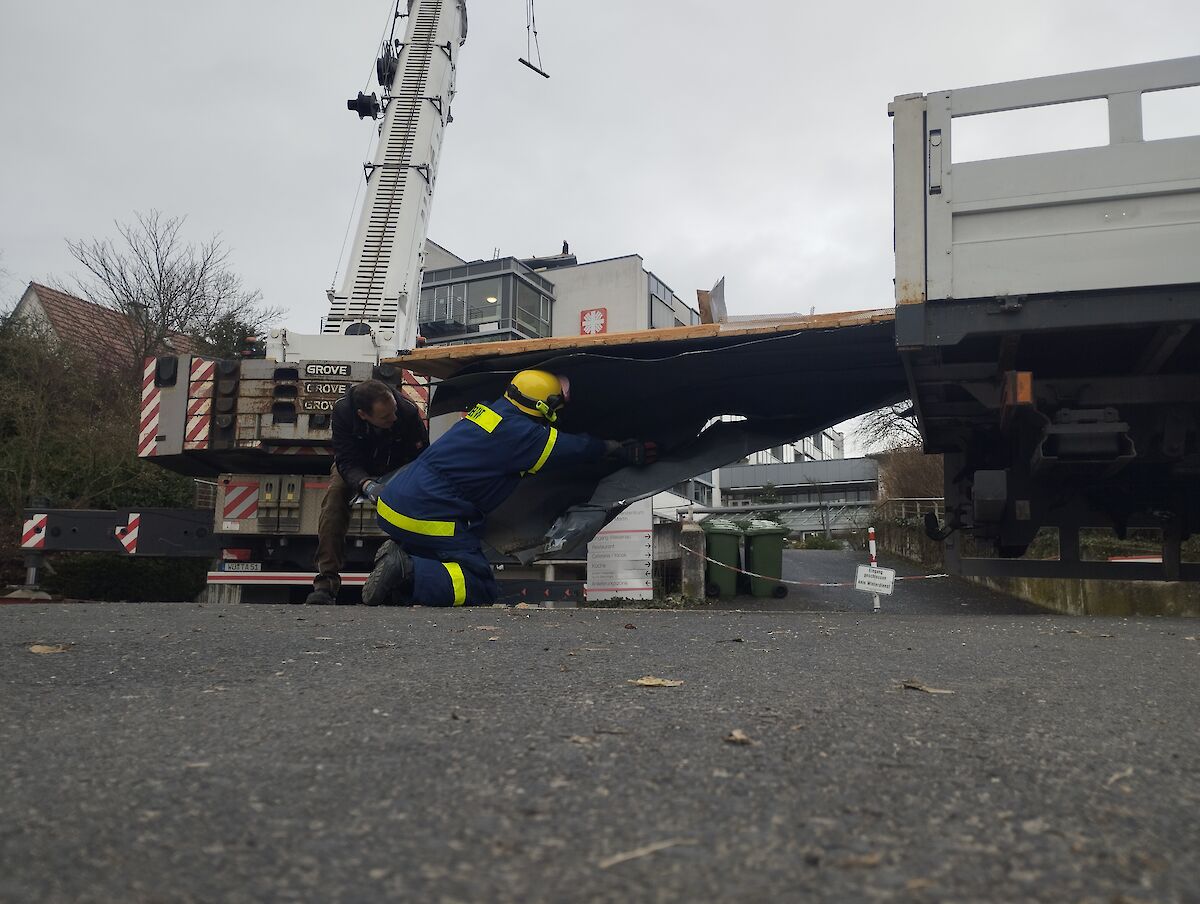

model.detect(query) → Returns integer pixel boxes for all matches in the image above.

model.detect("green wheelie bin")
[700,518,744,598]
[744,520,790,598]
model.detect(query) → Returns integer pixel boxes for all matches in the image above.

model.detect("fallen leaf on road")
[837,852,881,868]
[1105,766,1134,787]
[568,735,594,746]
[29,644,71,655]
[724,729,755,746]
[629,676,683,687]
[1021,817,1049,835]
[514,602,535,609]
[901,681,955,695]
[598,838,696,869]
[474,626,502,631]
[624,623,636,630]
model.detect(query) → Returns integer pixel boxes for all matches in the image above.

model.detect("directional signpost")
[855,565,896,596]
[585,498,654,602]
[857,526,895,612]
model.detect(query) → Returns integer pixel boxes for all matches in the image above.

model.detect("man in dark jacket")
[306,379,428,604]
[362,369,655,607]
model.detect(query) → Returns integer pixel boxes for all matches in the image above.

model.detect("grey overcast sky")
[2,1,1199,450]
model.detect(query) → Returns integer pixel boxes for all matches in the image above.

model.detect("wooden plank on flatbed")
[390,308,895,378]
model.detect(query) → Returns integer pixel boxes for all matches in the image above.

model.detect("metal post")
[23,551,41,590]
[680,519,706,602]
[869,526,880,613]
[3,551,51,601]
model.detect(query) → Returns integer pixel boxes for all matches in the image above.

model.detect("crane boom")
[268,0,468,363]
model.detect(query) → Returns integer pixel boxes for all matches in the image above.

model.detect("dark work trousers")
[314,466,356,595]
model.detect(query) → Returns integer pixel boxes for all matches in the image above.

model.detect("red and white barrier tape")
[680,546,949,588]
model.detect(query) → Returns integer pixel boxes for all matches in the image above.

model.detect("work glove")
[361,479,383,503]
[617,439,658,466]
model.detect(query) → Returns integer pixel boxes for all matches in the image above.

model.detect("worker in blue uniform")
[362,369,655,607]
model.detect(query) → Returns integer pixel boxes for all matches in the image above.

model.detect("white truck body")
[893,54,1200,581]
[892,55,1200,305]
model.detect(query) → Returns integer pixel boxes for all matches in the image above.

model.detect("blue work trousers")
[397,537,501,607]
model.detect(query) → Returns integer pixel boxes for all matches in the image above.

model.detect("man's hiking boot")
[305,588,337,605]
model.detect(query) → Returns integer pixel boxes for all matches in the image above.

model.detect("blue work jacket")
[376,396,607,549]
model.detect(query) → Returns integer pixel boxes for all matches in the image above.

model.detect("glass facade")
[648,272,699,330]
[419,258,554,344]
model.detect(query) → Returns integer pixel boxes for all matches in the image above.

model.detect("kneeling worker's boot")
[362,540,414,606]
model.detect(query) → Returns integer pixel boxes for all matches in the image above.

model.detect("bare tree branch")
[874,447,944,500]
[67,210,282,382]
[855,401,923,453]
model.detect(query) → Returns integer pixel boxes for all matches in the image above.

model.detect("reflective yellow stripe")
[377,498,455,537]
[464,403,502,433]
[443,561,467,606]
[526,427,558,475]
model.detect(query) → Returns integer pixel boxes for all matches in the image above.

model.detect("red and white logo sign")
[21,514,48,549]
[580,307,607,335]
[116,513,140,554]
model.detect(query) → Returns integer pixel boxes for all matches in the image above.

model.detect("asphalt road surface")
[3,594,1197,902]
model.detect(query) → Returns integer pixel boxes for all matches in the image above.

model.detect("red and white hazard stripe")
[222,482,259,521]
[138,357,161,457]
[115,513,140,554]
[400,370,430,418]
[184,357,215,450]
[207,571,369,586]
[21,514,48,549]
[868,526,879,612]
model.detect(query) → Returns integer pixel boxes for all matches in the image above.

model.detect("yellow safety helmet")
[505,369,570,422]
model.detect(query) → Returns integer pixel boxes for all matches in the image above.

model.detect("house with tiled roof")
[9,282,201,376]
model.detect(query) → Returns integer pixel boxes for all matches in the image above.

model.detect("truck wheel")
[772,585,788,599]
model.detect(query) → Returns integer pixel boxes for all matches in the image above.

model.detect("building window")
[514,280,551,337]
[650,294,674,329]
[466,278,503,326]
[419,283,466,326]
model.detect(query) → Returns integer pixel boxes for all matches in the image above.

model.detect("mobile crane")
[20,0,471,601]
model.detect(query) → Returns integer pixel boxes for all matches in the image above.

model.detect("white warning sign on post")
[855,565,896,595]
[585,498,654,601]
